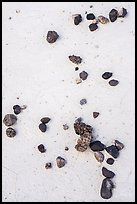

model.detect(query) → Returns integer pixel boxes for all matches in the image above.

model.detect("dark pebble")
[86,13,95,20]
[45,162,52,169]
[102,167,115,178]
[75,67,79,71]
[118,8,127,18]
[100,178,114,199]
[89,23,98,31]
[13,105,22,115]
[79,71,88,80]
[114,140,124,151]
[109,9,118,22]
[80,98,87,105]
[65,146,69,151]
[109,79,119,86]
[38,144,46,153]
[6,128,16,138]
[105,145,119,158]
[89,140,106,151]
[46,31,59,43]
[56,156,66,168]
[102,72,113,80]
[106,158,114,165]
[3,114,17,127]
[40,117,51,124]
[39,123,47,132]
[69,55,82,64]
[93,112,99,118]
[74,14,82,25]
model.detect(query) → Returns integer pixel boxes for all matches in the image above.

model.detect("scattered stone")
[100,178,114,199]
[80,98,87,105]
[106,158,115,165]
[75,67,79,71]
[40,117,51,124]
[3,114,17,127]
[38,144,46,153]
[102,72,113,79]
[65,146,69,151]
[109,9,118,22]
[97,16,109,24]
[21,105,27,110]
[114,140,124,151]
[118,8,127,18]
[93,112,100,118]
[39,123,47,132]
[63,124,69,130]
[89,23,98,31]
[89,140,106,151]
[45,162,52,169]
[46,31,59,43]
[79,71,88,80]
[69,55,82,64]
[105,145,119,158]
[56,156,66,168]
[94,151,104,163]
[86,13,95,20]
[13,105,22,115]
[6,128,16,138]
[102,167,115,178]
[109,79,119,86]
[74,120,92,135]
[76,78,82,84]
[73,14,82,25]
[8,17,12,20]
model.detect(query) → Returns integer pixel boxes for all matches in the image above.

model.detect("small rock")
[100,178,114,199]
[106,158,114,165]
[109,79,119,86]
[90,140,106,151]
[39,123,47,132]
[93,112,100,118]
[38,144,46,153]
[94,151,104,163]
[75,67,79,71]
[6,128,16,138]
[46,31,59,43]
[73,14,82,25]
[76,78,82,84]
[56,156,66,168]
[79,71,88,80]
[13,105,22,115]
[69,55,82,64]
[80,98,87,105]
[114,140,124,151]
[21,105,27,110]
[40,117,51,124]
[63,124,69,130]
[65,146,69,151]
[3,114,17,127]
[86,13,95,20]
[105,145,119,158]
[75,143,87,152]
[97,16,109,24]
[89,23,98,31]
[109,9,118,22]
[102,167,115,178]
[118,8,127,18]
[102,72,113,79]
[45,162,52,169]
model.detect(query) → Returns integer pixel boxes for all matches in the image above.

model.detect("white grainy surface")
[2,2,135,202]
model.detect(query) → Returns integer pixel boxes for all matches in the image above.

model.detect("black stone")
[74,14,82,25]
[100,178,114,199]
[105,145,119,158]
[86,13,95,20]
[109,9,118,22]
[3,114,17,127]
[89,23,98,31]
[38,144,46,153]
[106,158,114,165]
[45,162,52,169]
[40,117,51,124]
[89,140,106,151]
[109,79,119,86]
[69,55,82,64]
[75,67,79,71]
[93,112,99,118]
[46,31,59,43]
[13,105,21,115]
[102,72,113,80]
[102,167,115,178]
[39,123,47,132]
[79,71,88,80]
[6,128,16,138]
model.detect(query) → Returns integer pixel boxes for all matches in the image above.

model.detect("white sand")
[2,2,135,202]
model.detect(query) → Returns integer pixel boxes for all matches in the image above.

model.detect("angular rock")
[56,156,66,168]
[114,140,124,151]
[93,112,99,118]
[89,23,98,31]
[46,31,59,43]
[109,9,118,22]
[89,140,106,151]
[102,167,115,178]
[74,14,82,25]
[105,145,119,158]
[40,117,51,124]
[69,55,82,64]
[102,72,113,80]
[39,123,47,132]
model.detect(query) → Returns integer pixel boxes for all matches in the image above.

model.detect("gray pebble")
[3,114,17,127]
[100,178,114,199]
[56,156,66,168]
[80,98,87,105]
[6,127,16,138]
